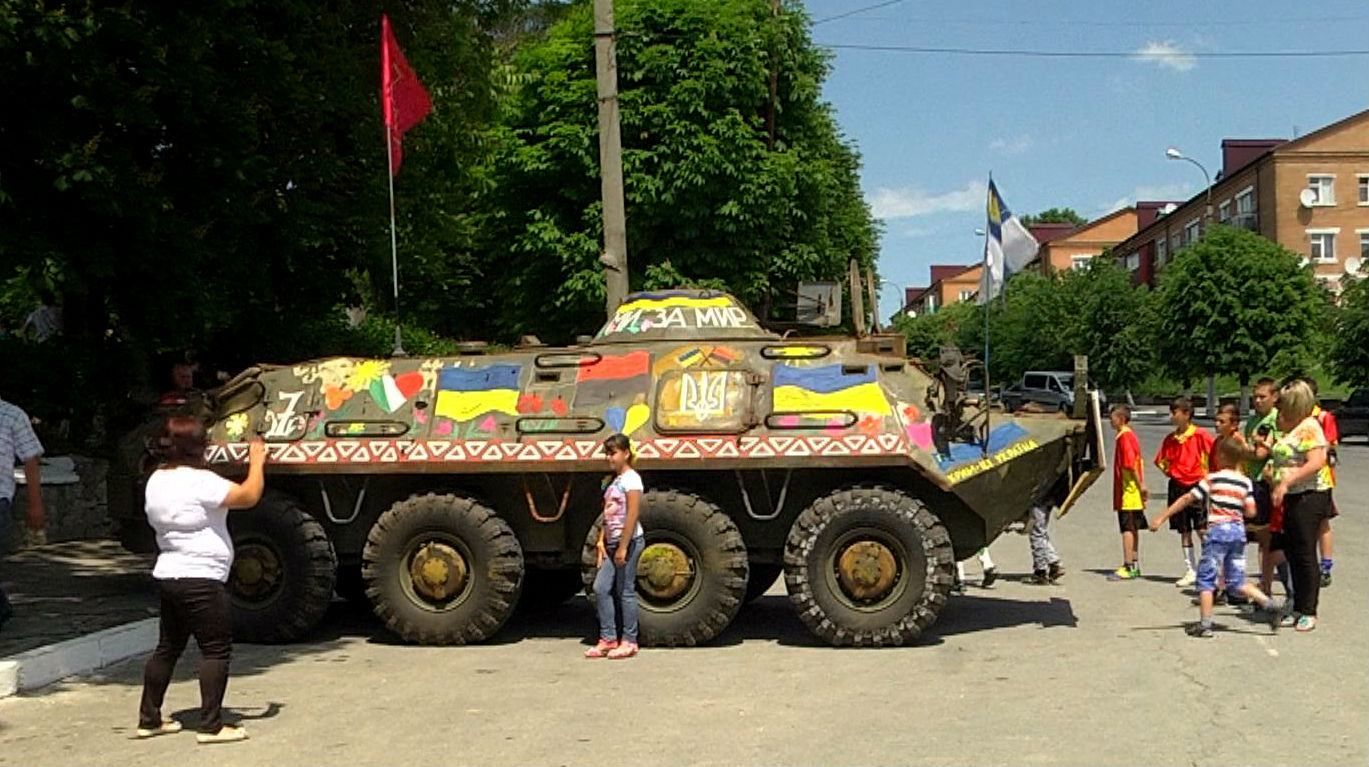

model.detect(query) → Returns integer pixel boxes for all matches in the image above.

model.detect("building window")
[1359,229,1369,263]
[957,288,976,303]
[1235,187,1256,214]
[1307,229,1338,263]
[1307,175,1336,206]
[1172,233,1182,252]
[1184,219,1201,244]
[1125,253,1140,271]
[1218,200,1231,222]
[1155,238,1168,268]
[1070,254,1094,271]
[1359,175,1369,206]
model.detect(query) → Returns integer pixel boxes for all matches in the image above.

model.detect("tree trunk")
[1125,388,1136,407]
[1206,373,1217,419]
[1238,372,1251,417]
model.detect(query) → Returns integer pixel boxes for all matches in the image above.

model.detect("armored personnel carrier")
[109,290,1102,647]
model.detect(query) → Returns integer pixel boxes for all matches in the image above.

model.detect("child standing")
[1154,398,1214,588]
[1242,377,1282,595]
[1306,377,1339,587]
[1109,405,1148,581]
[586,434,645,660]
[1148,437,1283,637]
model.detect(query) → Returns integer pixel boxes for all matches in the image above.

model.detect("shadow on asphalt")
[1082,567,1179,586]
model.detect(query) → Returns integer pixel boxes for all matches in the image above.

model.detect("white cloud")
[989,135,1033,155]
[869,181,987,220]
[1096,182,1194,214]
[1133,40,1197,72]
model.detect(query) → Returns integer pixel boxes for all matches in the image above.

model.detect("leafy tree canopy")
[1153,225,1324,386]
[1329,269,1369,386]
[1020,207,1086,227]
[482,0,879,341]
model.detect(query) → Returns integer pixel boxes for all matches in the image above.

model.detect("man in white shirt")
[1,396,46,627]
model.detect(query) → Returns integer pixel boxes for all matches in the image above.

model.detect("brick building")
[898,264,982,316]
[1026,207,1141,275]
[1112,108,1369,291]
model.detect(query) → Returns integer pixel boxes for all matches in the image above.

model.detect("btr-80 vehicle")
[110,290,1103,647]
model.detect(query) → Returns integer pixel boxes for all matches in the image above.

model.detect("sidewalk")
[1,540,156,659]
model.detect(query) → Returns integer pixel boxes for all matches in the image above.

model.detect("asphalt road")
[2,422,1365,767]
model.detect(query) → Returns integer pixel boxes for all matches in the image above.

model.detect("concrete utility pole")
[594,0,629,317]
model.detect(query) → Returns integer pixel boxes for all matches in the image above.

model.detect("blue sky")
[802,0,1369,312]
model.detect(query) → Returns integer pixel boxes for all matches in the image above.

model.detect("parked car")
[1335,387,1369,441]
[1000,371,1105,414]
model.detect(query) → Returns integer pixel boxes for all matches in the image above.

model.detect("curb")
[0,618,158,698]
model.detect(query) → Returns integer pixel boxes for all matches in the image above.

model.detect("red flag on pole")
[380,14,432,175]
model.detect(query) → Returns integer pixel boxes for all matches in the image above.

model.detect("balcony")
[1230,213,1259,232]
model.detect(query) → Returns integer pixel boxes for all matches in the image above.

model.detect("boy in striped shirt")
[1150,437,1283,637]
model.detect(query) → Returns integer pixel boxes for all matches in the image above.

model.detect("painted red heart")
[394,371,424,399]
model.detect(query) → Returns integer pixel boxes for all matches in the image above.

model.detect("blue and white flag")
[979,179,1039,303]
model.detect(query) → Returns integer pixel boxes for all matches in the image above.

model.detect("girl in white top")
[586,433,645,659]
[137,416,265,744]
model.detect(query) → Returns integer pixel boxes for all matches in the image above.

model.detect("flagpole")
[981,175,992,457]
[386,129,404,357]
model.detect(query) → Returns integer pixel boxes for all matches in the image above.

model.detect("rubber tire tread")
[580,489,748,647]
[362,493,523,645]
[783,484,954,647]
[227,493,337,643]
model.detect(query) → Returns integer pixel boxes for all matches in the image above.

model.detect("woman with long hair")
[135,416,265,743]
[1262,380,1332,632]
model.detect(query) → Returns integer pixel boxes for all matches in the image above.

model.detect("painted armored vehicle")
[109,290,1103,647]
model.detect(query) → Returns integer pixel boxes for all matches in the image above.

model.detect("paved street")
[2,422,1365,767]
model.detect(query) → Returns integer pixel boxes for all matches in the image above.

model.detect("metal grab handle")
[524,475,572,523]
[734,469,792,522]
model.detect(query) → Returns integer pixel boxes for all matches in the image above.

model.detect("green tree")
[1328,269,1369,385]
[1020,207,1086,227]
[892,300,978,362]
[1153,226,1323,401]
[482,0,879,340]
[1068,257,1156,397]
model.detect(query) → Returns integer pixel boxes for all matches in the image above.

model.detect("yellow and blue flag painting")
[772,364,892,416]
[434,364,521,422]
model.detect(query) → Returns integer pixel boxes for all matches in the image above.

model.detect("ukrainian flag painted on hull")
[435,364,521,422]
[772,364,892,416]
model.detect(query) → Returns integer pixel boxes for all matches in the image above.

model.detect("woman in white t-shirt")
[585,433,645,660]
[136,416,265,744]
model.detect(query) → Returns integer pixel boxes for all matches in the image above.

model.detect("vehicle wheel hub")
[409,542,468,603]
[230,542,282,602]
[836,540,899,602]
[636,542,694,601]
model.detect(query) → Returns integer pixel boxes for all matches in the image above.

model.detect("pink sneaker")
[607,642,638,660]
[584,640,618,658]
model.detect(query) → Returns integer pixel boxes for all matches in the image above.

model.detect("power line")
[815,14,1369,28]
[819,43,1369,59]
[812,1,906,26]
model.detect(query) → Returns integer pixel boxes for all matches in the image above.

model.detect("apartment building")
[1113,107,1369,291]
[900,264,983,316]
[1026,207,1140,275]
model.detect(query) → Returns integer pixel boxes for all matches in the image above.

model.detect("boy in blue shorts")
[1150,437,1284,637]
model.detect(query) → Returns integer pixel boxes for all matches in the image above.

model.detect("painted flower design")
[224,413,250,440]
[858,415,882,437]
[345,359,391,392]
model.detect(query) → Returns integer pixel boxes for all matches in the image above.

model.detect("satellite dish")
[1299,188,1317,208]
[1346,257,1363,276]
[1158,203,1177,216]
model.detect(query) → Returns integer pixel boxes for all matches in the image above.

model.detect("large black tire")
[362,493,523,645]
[227,493,338,643]
[580,489,748,647]
[783,485,954,647]
[518,569,587,610]
[744,564,783,603]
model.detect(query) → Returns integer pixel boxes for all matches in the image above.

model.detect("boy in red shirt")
[1109,405,1148,581]
[1154,397,1215,588]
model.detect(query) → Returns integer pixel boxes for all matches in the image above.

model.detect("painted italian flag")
[370,372,424,413]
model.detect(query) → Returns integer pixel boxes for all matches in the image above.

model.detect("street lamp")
[1166,146,1217,416]
[1165,146,1213,223]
